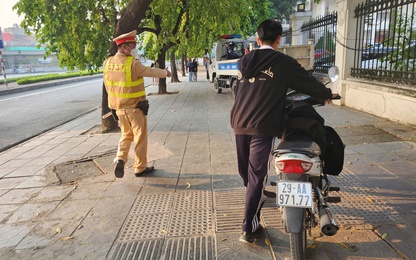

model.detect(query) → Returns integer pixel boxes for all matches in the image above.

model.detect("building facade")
[0,26,60,73]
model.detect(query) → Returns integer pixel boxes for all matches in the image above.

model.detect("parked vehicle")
[271,66,344,260]
[314,48,330,59]
[362,44,397,60]
[209,37,314,95]
[208,35,257,94]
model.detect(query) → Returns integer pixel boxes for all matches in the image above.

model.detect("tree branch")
[171,6,186,36]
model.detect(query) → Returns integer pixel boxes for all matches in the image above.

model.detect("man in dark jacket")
[192,58,198,81]
[230,19,338,244]
[187,58,193,82]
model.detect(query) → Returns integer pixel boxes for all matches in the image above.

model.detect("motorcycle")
[271,66,344,260]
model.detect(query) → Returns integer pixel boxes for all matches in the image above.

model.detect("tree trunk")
[181,53,187,77]
[170,51,180,83]
[101,82,120,133]
[157,51,168,93]
[101,83,118,132]
[101,0,153,132]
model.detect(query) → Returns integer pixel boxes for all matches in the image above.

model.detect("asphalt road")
[0,78,103,152]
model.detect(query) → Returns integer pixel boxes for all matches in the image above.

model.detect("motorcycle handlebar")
[286,93,341,107]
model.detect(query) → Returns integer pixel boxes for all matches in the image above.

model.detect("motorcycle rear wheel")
[289,220,307,260]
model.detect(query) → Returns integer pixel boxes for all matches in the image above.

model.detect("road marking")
[0,79,102,102]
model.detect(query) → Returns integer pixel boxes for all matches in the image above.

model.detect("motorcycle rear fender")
[283,207,306,233]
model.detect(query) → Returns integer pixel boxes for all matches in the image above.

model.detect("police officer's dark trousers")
[235,134,273,233]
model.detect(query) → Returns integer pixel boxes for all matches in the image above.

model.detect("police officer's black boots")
[115,160,125,178]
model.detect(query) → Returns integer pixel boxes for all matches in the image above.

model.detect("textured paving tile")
[6,201,60,224]
[0,188,42,205]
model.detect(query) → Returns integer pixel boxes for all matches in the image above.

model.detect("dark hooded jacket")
[230,48,332,137]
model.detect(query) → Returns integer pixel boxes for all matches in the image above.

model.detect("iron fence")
[352,0,416,85]
[301,12,337,74]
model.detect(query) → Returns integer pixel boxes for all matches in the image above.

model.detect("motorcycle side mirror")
[328,66,339,82]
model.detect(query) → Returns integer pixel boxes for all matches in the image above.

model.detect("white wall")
[339,79,416,126]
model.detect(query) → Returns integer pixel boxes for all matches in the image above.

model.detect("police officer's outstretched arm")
[134,61,171,78]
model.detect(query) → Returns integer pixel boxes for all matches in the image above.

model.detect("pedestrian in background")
[187,58,194,82]
[204,57,210,80]
[103,30,171,178]
[192,58,198,82]
[152,60,159,85]
[230,19,337,244]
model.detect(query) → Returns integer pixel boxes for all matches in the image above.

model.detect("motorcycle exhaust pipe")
[319,206,339,236]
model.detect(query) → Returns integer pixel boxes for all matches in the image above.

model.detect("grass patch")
[0,77,20,84]
[0,70,102,85]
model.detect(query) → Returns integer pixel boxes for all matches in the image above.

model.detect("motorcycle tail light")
[275,160,313,174]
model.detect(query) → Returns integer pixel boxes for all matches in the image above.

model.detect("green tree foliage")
[14,0,124,70]
[316,32,335,51]
[269,0,298,21]
[141,0,271,58]
[382,9,416,71]
[140,33,158,61]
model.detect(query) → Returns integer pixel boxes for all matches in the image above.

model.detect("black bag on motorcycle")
[284,102,327,154]
[284,102,345,175]
[323,126,345,176]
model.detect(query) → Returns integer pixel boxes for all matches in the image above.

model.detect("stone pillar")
[290,11,312,45]
[333,0,361,105]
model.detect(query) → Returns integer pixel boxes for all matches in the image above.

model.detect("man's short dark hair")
[257,19,283,44]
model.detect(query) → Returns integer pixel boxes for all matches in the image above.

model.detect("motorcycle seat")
[272,134,321,156]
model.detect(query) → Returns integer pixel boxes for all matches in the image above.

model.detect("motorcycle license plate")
[276,181,312,208]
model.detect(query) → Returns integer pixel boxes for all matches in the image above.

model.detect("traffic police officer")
[103,30,171,178]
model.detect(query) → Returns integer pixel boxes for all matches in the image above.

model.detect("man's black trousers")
[235,134,273,233]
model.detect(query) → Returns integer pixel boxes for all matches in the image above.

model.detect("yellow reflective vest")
[103,55,146,110]
[104,53,166,110]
